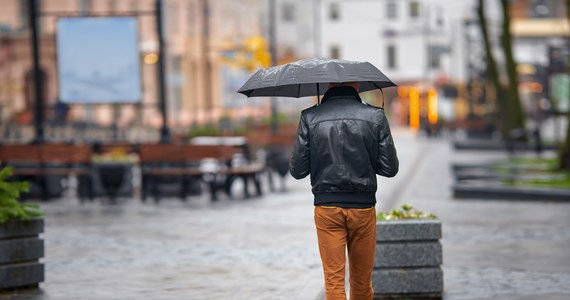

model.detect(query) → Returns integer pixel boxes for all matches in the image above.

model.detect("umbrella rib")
[273,64,291,88]
[333,62,343,82]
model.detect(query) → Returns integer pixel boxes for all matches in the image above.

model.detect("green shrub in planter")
[0,164,45,290]
[377,203,437,221]
[374,204,443,298]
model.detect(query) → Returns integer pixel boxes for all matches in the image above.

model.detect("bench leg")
[224,175,235,200]
[242,175,251,199]
[151,176,160,203]
[254,173,263,197]
[179,176,188,202]
[267,169,275,192]
[208,181,218,201]
[39,176,49,201]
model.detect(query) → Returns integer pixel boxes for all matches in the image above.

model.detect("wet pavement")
[392,139,570,300]
[2,179,323,300]
[2,130,570,300]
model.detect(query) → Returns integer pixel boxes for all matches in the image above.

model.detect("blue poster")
[57,17,142,103]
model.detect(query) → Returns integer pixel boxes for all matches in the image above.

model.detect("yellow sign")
[427,88,438,125]
[409,87,420,130]
[220,35,272,72]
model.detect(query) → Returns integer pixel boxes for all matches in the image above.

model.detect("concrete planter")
[373,219,443,298]
[0,219,44,290]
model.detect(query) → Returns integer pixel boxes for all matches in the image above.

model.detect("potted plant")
[373,204,443,298]
[92,148,137,202]
[0,165,44,290]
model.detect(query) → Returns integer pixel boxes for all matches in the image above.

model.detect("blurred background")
[0,0,566,142]
[0,1,569,299]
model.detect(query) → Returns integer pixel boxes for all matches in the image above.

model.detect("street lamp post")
[29,0,45,144]
[156,0,170,143]
[269,0,278,133]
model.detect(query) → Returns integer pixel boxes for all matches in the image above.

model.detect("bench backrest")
[184,145,236,161]
[139,144,237,163]
[139,144,185,163]
[0,144,92,164]
[0,144,41,163]
[40,144,92,164]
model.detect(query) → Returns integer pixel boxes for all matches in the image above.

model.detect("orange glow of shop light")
[398,87,409,98]
[409,87,420,130]
[427,88,438,125]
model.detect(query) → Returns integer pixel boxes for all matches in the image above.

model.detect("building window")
[170,56,183,112]
[130,0,139,11]
[429,45,448,69]
[387,45,396,69]
[107,0,117,11]
[429,46,440,69]
[19,0,30,30]
[330,46,340,59]
[168,3,180,34]
[79,0,91,14]
[387,1,397,20]
[530,0,560,18]
[330,3,340,21]
[410,1,420,18]
[282,3,296,22]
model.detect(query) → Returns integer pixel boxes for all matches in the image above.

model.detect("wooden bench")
[0,144,92,200]
[139,144,265,202]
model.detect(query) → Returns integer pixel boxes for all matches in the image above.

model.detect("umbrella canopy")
[237,57,396,98]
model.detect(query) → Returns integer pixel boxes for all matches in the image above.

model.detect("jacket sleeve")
[376,113,399,177]
[289,113,310,179]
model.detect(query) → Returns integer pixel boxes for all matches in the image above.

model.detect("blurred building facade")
[510,0,569,112]
[1,0,568,141]
[318,0,476,126]
[0,0,280,142]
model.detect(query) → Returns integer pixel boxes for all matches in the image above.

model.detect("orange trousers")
[314,206,376,300]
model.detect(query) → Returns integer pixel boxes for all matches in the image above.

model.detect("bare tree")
[499,0,526,139]
[477,0,508,136]
[477,0,526,139]
[558,0,570,170]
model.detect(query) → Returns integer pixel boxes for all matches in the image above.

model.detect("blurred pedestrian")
[289,82,399,300]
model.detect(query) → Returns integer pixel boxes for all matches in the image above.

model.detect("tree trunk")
[477,0,509,137]
[499,0,527,140]
[558,0,570,170]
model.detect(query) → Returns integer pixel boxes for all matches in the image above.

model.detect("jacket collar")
[321,86,363,104]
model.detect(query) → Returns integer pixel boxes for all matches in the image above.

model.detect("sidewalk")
[4,132,568,299]
[2,178,321,300]
[0,128,420,300]
[390,138,570,300]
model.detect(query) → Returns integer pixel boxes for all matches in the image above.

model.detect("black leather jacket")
[289,86,399,208]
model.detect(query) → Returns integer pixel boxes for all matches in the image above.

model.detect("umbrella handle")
[371,82,385,109]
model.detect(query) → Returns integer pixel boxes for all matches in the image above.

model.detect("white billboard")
[56,17,142,103]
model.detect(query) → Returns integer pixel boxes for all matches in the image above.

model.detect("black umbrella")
[237,58,396,101]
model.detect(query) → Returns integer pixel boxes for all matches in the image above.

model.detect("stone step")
[0,219,44,240]
[0,262,44,290]
[373,267,443,295]
[0,237,44,265]
[376,219,442,242]
[375,241,442,268]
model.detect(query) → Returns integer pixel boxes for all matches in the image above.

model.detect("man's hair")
[328,82,359,90]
